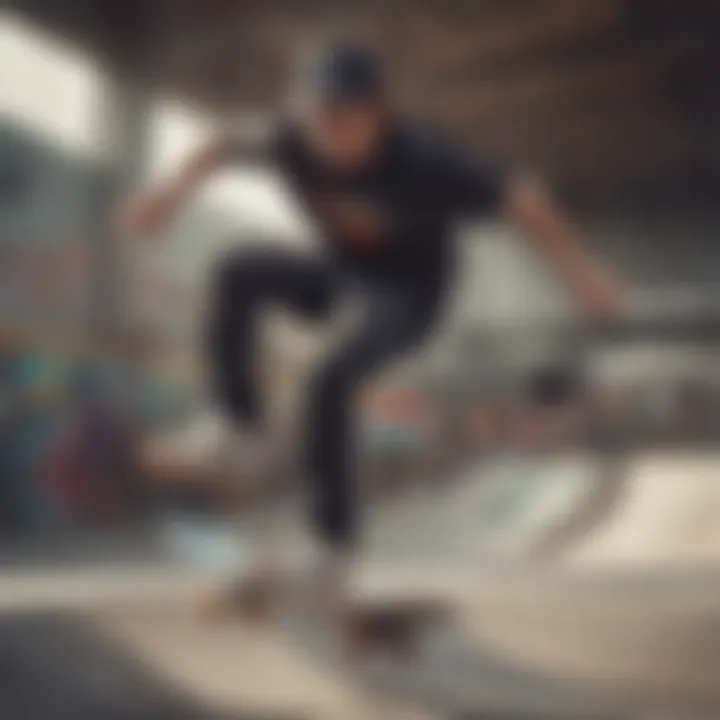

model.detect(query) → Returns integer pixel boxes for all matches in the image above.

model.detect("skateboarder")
[118,40,624,635]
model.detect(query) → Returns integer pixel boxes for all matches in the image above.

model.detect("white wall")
[0,12,100,155]
[419,221,575,379]
[458,222,574,327]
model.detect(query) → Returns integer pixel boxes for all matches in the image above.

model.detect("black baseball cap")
[305,41,386,105]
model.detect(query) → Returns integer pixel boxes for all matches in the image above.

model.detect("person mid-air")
[119,41,624,635]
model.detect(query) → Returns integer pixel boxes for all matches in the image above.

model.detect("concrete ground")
[0,579,618,720]
[4,451,720,719]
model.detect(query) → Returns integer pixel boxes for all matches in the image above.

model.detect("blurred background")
[1,1,720,719]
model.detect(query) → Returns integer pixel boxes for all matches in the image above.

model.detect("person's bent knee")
[212,246,273,301]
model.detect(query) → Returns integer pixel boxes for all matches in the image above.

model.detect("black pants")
[207,247,438,549]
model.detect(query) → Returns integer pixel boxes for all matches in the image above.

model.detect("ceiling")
[10,0,720,209]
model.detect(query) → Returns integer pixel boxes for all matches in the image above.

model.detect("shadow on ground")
[0,611,295,720]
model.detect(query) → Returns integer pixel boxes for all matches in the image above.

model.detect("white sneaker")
[146,410,225,467]
[143,410,268,476]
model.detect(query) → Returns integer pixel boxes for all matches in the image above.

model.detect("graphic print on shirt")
[313,190,395,249]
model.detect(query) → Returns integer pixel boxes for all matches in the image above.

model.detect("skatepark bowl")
[3,450,720,720]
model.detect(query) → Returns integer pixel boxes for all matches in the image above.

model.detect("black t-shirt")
[267,119,507,294]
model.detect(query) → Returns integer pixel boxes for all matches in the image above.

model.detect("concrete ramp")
[457,453,720,706]
[567,453,720,568]
[371,450,720,570]
[367,454,607,564]
[462,570,720,706]
[361,451,720,709]
[6,452,720,717]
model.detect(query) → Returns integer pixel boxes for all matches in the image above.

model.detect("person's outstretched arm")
[503,174,625,319]
[115,124,271,237]
[441,139,625,320]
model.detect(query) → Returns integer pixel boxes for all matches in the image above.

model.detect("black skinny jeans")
[207,246,438,549]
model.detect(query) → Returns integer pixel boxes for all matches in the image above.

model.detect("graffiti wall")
[0,118,104,335]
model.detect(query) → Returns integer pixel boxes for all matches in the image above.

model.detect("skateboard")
[194,574,455,662]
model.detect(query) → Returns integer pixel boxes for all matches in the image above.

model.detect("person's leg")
[304,284,436,615]
[207,246,337,431]
[199,246,338,619]
[150,245,337,477]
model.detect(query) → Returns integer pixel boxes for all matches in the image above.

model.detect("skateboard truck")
[342,598,453,662]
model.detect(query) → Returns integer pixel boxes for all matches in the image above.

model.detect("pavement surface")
[3,452,720,719]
